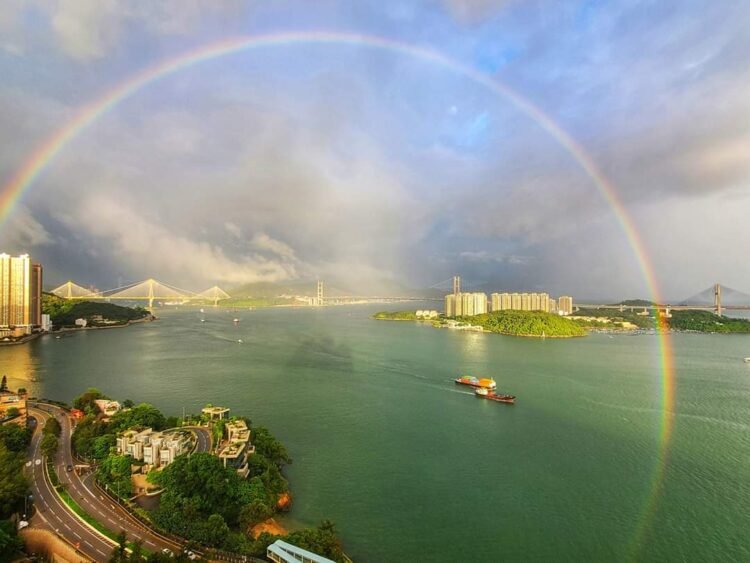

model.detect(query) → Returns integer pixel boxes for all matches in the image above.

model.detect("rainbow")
[0,30,673,554]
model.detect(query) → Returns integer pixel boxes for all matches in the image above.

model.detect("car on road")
[161,548,174,558]
[66,465,73,472]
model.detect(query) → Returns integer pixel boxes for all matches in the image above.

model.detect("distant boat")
[237,339,243,344]
[200,318,205,323]
[233,318,240,324]
[744,357,750,363]
[200,308,204,313]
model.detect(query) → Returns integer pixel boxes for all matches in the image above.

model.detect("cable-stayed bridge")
[578,284,750,316]
[51,279,230,310]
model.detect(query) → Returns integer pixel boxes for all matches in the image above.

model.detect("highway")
[27,404,213,559]
[26,406,114,561]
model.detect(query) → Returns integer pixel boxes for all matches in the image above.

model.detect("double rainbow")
[0,30,673,555]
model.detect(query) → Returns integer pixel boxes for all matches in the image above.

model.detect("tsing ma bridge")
[51,279,230,310]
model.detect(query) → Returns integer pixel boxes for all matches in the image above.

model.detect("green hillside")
[465,310,586,337]
[42,293,149,328]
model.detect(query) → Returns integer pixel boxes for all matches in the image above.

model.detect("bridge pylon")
[714,283,722,317]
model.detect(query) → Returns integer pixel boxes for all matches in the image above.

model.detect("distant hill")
[611,299,655,307]
[228,279,443,299]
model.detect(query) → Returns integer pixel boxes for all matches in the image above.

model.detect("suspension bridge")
[51,279,230,310]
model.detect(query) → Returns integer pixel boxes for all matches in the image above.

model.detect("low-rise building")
[0,388,28,427]
[116,428,190,469]
[218,419,255,479]
[415,310,439,319]
[202,405,230,420]
[94,399,121,417]
[267,539,335,563]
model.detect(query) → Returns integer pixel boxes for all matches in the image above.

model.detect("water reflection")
[0,338,39,394]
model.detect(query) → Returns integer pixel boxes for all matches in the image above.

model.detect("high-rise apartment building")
[500,293,511,310]
[445,294,456,317]
[558,296,574,315]
[540,293,550,313]
[549,298,557,313]
[511,293,521,310]
[490,293,500,312]
[472,292,488,315]
[0,253,42,334]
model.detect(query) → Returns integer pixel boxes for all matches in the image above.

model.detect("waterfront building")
[511,293,521,310]
[202,405,230,420]
[472,292,488,315]
[521,293,531,311]
[444,295,455,317]
[219,419,255,478]
[0,253,42,335]
[454,293,464,316]
[549,298,557,314]
[530,293,540,311]
[558,296,574,315]
[116,428,190,469]
[490,293,500,312]
[416,310,439,319]
[0,388,28,427]
[461,292,475,316]
[267,539,335,563]
[500,292,511,310]
[94,399,121,417]
[540,293,550,313]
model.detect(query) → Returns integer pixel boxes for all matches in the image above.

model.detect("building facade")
[0,253,42,335]
[558,296,574,315]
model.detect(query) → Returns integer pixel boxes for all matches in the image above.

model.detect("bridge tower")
[714,283,722,317]
[452,275,461,296]
[147,278,155,312]
[316,280,324,306]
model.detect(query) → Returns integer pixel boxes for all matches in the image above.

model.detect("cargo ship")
[475,387,515,404]
[454,375,496,390]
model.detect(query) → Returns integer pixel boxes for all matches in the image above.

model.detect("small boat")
[237,339,243,344]
[200,318,206,323]
[475,387,515,404]
[744,357,750,363]
[200,308,204,313]
[454,375,496,390]
[233,318,240,324]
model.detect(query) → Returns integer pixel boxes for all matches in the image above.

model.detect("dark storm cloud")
[0,0,748,298]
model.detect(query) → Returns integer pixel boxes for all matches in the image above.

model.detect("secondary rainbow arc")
[0,30,674,556]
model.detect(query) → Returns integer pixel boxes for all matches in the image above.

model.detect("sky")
[0,0,748,300]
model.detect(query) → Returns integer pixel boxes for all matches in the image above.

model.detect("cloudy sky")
[0,0,748,300]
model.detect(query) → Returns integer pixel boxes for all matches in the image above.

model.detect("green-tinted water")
[2,306,749,561]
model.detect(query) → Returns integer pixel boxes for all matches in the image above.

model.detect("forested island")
[42,293,150,328]
[374,310,586,337]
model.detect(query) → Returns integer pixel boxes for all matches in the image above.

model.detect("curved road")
[27,404,213,559]
[27,406,114,561]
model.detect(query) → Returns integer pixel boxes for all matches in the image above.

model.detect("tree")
[43,417,62,438]
[110,403,166,432]
[92,434,116,459]
[73,388,106,415]
[109,530,128,562]
[97,455,132,498]
[41,433,58,459]
[0,443,27,518]
[0,520,23,561]
[0,425,32,453]
[122,399,134,409]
